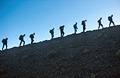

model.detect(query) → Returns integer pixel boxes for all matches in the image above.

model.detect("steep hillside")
[0,25,120,78]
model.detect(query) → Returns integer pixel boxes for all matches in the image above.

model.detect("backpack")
[60,26,63,29]
[73,24,75,28]
[74,24,77,29]
[29,34,33,38]
[2,39,7,44]
[2,39,5,43]
[108,16,111,21]
[81,21,84,25]
[19,35,22,40]
[97,20,100,23]
[49,30,52,33]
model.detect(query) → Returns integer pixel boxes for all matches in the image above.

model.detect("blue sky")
[0,0,120,50]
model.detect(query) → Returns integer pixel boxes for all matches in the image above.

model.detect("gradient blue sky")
[0,0,120,50]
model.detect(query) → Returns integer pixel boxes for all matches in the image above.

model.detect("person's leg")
[23,40,25,46]
[60,30,62,37]
[61,30,63,37]
[2,44,4,50]
[63,31,65,36]
[100,23,104,28]
[109,21,111,27]
[53,33,54,38]
[51,34,52,39]
[75,28,77,34]
[6,44,7,49]
[19,40,22,46]
[31,38,33,44]
[83,25,85,32]
[112,21,115,26]
[98,24,100,29]
[74,28,75,34]
[52,34,54,39]
[101,24,104,28]
[31,38,32,44]
[83,25,84,32]
[32,38,34,43]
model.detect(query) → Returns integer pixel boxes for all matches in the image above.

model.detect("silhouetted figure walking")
[2,38,8,51]
[59,25,65,37]
[73,22,78,34]
[49,28,55,39]
[81,20,87,32]
[98,17,104,29]
[29,33,35,44]
[108,15,115,27]
[19,34,25,46]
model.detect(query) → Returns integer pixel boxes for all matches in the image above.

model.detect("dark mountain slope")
[0,25,120,78]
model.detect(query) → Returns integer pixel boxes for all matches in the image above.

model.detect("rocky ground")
[0,25,120,78]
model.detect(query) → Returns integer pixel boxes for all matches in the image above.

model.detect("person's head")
[111,15,113,17]
[85,20,87,22]
[6,38,8,40]
[76,22,77,24]
[63,25,65,27]
[53,28,55,30]
[100,17,102,20]
[33,33,35,35]
[23,34,25,36]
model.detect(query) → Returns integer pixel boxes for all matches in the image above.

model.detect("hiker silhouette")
[108,15,115,27]
[73,22,78,34]
[59,25,65,37]
[2,38,8,51]
[98,17,104,29]
[49,28,55,39]
[81,20,87,32]
[19,34,25,46]
[29,33,35,44]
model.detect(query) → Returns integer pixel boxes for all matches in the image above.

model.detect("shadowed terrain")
[0,25,120,78]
